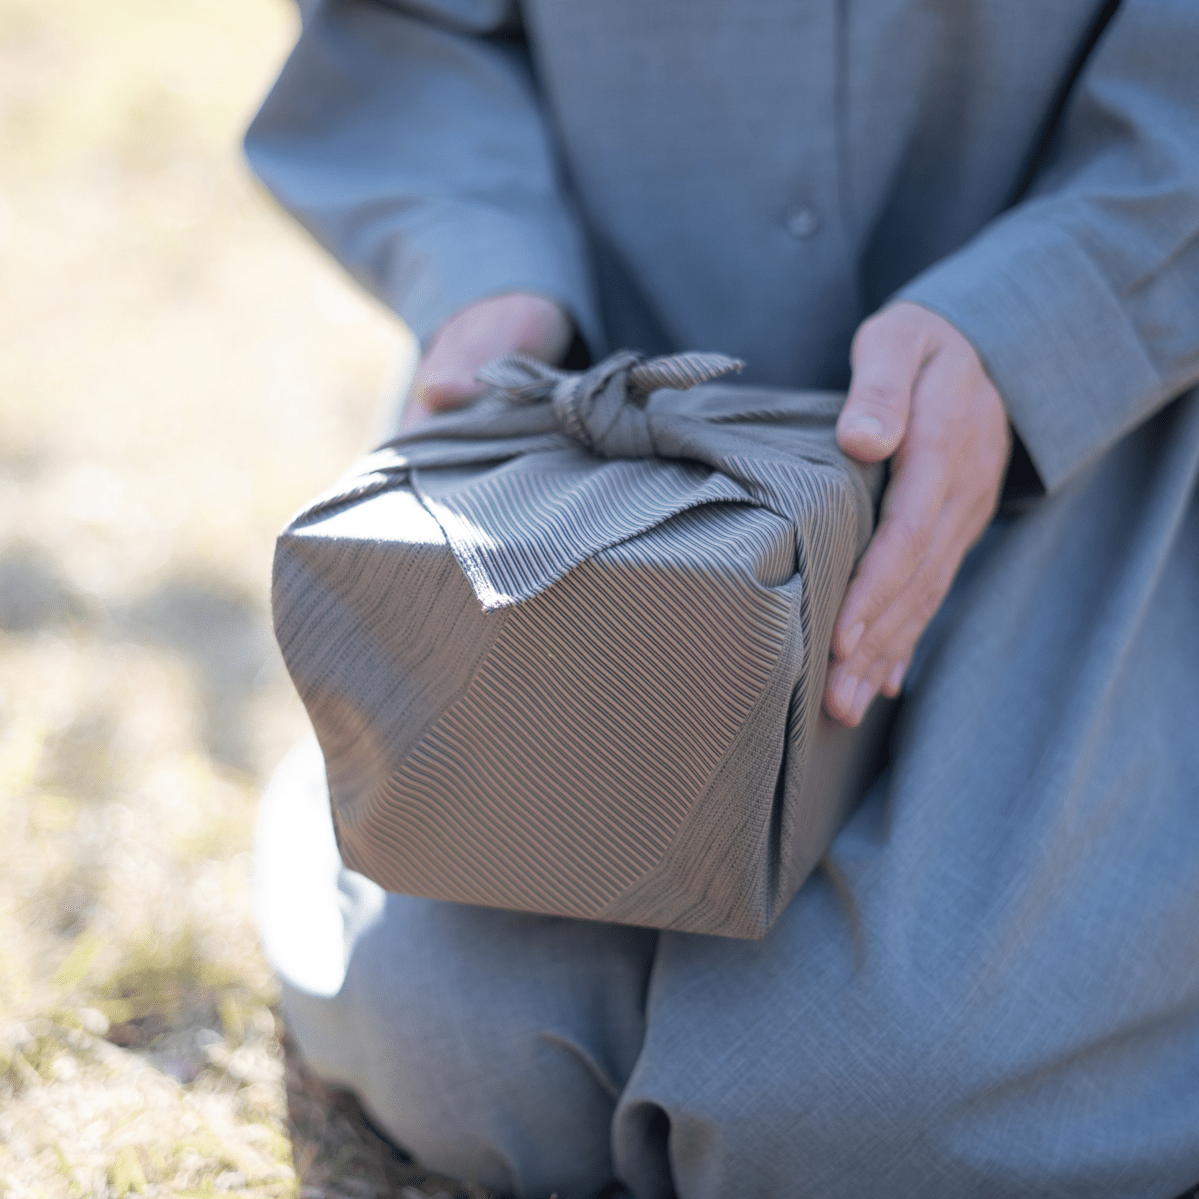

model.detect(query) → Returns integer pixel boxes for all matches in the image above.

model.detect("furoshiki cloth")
[273,351,887,938]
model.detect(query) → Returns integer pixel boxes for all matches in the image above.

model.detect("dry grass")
[0,0,420,1192]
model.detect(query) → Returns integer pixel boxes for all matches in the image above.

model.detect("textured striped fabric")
[273,351,888,938]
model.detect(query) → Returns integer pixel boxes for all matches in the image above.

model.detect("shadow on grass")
[122,573,280,773]
[0,542,94,634]
[0,539,283,775]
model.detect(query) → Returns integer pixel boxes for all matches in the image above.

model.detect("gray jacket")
[245,0,1199,492]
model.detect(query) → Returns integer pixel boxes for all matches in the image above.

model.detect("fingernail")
[843,415,883,440]
[852,678,876,723]
[886,660,907,694]
[836,673,858,714]
[844,622,865,656]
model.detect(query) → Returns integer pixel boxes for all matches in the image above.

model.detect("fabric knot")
[477,349,745,459]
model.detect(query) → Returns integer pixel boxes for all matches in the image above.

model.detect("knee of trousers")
[621,973,1012,1199]
[331,896,656,1198]
[618,973,962,1197]
[620,935,1199,1199]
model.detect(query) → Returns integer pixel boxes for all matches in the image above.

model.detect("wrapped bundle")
[273,350,890,939]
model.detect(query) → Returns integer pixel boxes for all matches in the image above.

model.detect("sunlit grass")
[0,0,413,1191]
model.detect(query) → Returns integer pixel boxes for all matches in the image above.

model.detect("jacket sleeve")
[244,0,602,352]
[898,0,1199,491]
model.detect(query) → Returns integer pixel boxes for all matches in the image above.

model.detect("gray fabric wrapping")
[273,351,886,938]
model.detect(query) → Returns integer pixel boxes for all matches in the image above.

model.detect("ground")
[0,0,462,1193]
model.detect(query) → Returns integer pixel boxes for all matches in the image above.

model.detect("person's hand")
[399,292,573,430]
[824,302,1011,727]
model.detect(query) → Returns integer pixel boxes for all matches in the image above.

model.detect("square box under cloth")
[273,352,891,939]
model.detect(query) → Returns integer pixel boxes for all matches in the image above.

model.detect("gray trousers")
[257,396,1199,1199]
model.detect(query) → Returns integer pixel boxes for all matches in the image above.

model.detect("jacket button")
[785,204,820,238]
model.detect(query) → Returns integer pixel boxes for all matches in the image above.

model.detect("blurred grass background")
[0,0,413,1192]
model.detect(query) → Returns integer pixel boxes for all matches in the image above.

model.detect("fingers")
[836,307,930,462]
[825,303,1010,727]
[402,292,572,426]
[828,494,975,722]
[831,434,947,660]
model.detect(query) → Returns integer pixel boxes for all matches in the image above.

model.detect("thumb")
[413,329,492,414]
[419,374,489,413]
[837,309,923,462]
[411,292,572,415]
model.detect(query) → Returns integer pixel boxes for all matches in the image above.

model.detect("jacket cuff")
[368,205,605,360]
[898,211,1163,491]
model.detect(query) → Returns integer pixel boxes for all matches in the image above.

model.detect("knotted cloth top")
[295,349,880,612]
[477,349,744,459]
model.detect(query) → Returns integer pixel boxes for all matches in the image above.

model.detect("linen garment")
[247,1,1199,1196]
